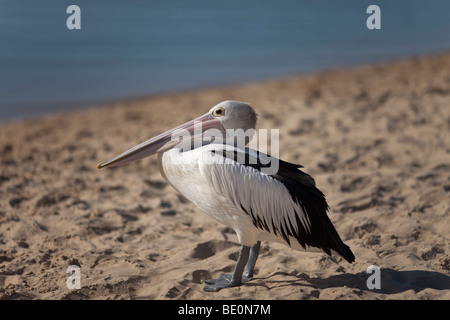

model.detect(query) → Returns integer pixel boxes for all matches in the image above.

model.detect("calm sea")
[1,0,450,121]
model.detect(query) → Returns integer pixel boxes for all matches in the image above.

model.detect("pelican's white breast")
[159,145,260,245]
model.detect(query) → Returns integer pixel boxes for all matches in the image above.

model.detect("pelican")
[97,100,355,292]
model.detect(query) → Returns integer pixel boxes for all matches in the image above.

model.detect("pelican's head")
[208,100,257,132]
[97,100,257,169]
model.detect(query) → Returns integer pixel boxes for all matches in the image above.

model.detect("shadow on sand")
[259,268,450,295]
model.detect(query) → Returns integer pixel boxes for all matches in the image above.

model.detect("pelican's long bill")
[96,113,223,169]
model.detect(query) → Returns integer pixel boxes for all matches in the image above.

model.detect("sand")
[0,53,449,300]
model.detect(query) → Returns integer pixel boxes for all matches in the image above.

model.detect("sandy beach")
[0,53,449,300]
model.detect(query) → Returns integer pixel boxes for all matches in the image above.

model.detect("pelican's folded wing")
[200,145,355,263]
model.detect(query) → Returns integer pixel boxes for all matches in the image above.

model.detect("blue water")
[1,0,450,121]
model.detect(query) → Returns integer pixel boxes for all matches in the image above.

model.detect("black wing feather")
[214,148,355,263]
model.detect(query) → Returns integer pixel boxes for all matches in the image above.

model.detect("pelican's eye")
[212,107,225,117]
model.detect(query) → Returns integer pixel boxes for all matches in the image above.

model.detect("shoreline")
[3,51,449,125]
[0,52,449,300]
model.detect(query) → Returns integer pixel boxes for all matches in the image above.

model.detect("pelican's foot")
[202,274,252,292]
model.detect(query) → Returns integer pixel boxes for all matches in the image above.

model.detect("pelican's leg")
[203,245,250,292]
[243,241,261,280]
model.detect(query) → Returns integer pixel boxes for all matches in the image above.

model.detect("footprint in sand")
[190,240,236,260]
[191,269,211,284]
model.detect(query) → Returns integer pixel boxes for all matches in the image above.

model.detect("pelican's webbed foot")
[202,274,252,292]
[202,242,261,292]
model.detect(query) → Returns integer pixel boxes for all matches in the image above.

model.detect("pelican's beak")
[97,113,223,169]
